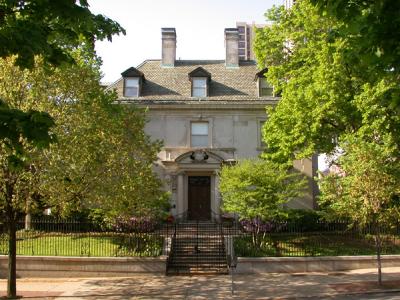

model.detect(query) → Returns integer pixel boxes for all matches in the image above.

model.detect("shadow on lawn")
[0,232,163,257]
[234,234,400,257]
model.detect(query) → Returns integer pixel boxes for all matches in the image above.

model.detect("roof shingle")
[109,60,278,101]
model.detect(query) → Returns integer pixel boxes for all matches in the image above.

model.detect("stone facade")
[107,27,317,220]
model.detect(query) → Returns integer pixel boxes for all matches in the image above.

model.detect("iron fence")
[1,218,399,258]
[0,218,174,257]
[234,220,400,257]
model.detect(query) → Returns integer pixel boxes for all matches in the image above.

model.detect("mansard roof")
[108,60,278,101]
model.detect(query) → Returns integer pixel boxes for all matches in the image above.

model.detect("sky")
[89,0,282,83]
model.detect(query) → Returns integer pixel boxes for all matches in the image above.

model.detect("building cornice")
[116,99,279,110]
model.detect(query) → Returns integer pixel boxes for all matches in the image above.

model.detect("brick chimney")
[161,28,176,67]
[224,28,239,68]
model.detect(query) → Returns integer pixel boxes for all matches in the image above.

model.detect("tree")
[0,0,124,69]
[310,0,400,109]
[318,80,400,285]
[0,52,169,217]
[0,1,124,297]
[0,52,168,298]
[0,101,55,299]
[319,136,400,285]
[254,1,400,284]
[254,2,361,163]
[254,1,399,164]
[219,159,306,247]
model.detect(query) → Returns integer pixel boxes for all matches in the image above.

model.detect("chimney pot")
[161,28,176,67]
[225,28,239,68]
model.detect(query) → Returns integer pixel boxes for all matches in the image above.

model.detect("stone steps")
[166,221,228,275]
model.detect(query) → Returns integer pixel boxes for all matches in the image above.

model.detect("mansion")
[107,28,317,220]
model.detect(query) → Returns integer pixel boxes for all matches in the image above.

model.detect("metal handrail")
[224,228,237,296]
[219,220,226,269]
[166,222,177,273]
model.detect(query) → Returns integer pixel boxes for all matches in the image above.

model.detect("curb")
[269,288,400,300]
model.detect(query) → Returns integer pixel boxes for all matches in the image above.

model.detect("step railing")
[166,221,177,274]
[166,215,230,274]
[225,235,237,295]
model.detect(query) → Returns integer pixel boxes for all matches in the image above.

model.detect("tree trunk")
[5,175,17,299]
[375,225,382,286]
[7,217,17,299]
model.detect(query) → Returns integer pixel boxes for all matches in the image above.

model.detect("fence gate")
[166,220,228,275]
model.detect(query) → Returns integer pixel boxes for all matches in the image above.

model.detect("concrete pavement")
[1,267,400,299]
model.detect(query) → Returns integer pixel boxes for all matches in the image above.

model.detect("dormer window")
[121,67,145,97]
[255,67,275,97]
[124,78,139,97]
[192,78,207,97]
[188,67,211,98]
[259,79,274,96]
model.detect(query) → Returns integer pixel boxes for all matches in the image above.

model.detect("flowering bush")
[239,218,288,249]
[240,218,289,234]
[166,215,175,223]
[112,216,157,233]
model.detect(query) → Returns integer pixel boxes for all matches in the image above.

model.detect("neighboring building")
[107,27,317,221]
[284,0,296,10]
[236,22,267,61]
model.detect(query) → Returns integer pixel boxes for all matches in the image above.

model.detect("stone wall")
[1,255,399,277]
[0,256,167,278]
[235,256,400,274]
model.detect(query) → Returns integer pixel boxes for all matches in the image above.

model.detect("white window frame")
[259,78,274,97]
[192,78,207,98]
[190,121,209,148]
[124,77,140,97]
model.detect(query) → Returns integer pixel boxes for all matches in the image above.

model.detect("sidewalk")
[1,267,400,299]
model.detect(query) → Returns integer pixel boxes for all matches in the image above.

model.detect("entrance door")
[188,176,211,220]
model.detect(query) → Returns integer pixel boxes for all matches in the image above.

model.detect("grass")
[0,231,163,257]
[3,230,400,258]
[234,232,400,257]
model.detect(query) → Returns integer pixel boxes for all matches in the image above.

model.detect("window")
[124,78,139,97]
[238,26,245,34]
[191,122,208,147]
[259,78,274,96]
[189,67,211,97]
[259,120,266,148]
[192,78,207,97]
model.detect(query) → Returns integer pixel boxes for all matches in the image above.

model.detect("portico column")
[176,172,185,217]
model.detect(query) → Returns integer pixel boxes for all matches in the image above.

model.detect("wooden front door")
[188,176,211,220]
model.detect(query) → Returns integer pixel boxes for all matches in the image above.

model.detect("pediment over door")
[175,150,224,165]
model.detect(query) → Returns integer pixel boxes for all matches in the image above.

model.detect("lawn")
[234,232,400,257]
[0,231,163,257]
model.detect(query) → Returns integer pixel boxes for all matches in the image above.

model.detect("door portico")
[166,150,225,220]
